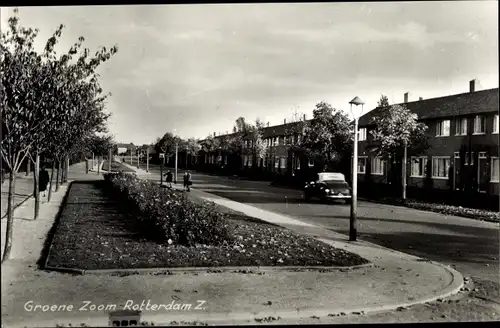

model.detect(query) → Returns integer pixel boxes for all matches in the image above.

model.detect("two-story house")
[357,80,499,197]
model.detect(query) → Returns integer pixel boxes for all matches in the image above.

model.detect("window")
[358,157,367,174]
[263,157,267,168]
[308,158,314,167]
[371,157,385,175]
[248,156,253,167]
[296,157,301,170]
[491,157,499,182]
[411,157,428,177]
[432,157,451,178]
[455,117,467,136]
[257,158,261,167]
[473,115,485,134]
[493,115,499,134]
[358,128,367,141]
[297,135,302,144]
[436,120,450,136]
[224,156,228,165]
[274,157,279,168]
[274,137,279,145]
[280,157,287,169]
[464,152,475,166]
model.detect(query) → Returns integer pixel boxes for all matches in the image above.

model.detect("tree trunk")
[2,172,16,262]
[26,160,31,176]
[34,153,40,220]
[97,156,100,175]
[48,160,55,202]
[65,155,70,182]
[55,160,61,192]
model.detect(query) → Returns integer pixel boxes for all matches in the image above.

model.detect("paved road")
[144,164,499,288]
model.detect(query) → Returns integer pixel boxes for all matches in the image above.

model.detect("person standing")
[164,170,173,189]
[39,165,50,197]
[183,171,192,192]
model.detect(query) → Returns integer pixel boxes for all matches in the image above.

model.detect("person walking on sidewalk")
[39,165,50,197]
[183,171,192,192]
[164,170,173,189]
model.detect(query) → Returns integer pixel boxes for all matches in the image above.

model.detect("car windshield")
[323,180,349,188]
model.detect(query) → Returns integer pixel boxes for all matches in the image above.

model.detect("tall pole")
[350,112,358,242]
[175,141,179,184]
[92,152,95,170]
[137,150,140,169]
[146,148,149,172]
[160,155,164,185]
[402,140,408,201]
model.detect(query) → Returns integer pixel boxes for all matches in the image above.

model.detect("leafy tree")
[370,104,429,199]
[301,102,353,170]
[1,10,117,261]
[377,94,390,108]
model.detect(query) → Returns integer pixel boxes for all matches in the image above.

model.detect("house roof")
[358,88,499,127]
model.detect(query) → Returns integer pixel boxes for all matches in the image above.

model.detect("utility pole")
[146,148,149,172]
[175,141,179,184]
[402,140,408,201]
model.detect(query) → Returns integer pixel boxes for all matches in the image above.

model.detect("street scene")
[1,2,499,327]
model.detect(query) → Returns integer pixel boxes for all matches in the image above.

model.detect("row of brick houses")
[192,80,498,202]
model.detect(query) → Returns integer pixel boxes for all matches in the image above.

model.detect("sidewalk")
[1,164,464,327]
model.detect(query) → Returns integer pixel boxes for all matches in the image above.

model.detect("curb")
[43,262,374,276]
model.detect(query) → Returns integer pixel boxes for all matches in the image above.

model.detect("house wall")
[357,112,499,196]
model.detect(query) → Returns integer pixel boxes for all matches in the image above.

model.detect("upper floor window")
[274,137,279,145]
[308,158,314,167]
[436,120,450,137]
[297,134,302,144]
[493,115,499,134]
[283,136,288,144]
[455,117,467,136]
[473,115,485,134]
[358,128,367,141]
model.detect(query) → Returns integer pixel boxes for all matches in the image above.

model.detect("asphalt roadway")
[143,164,499,293]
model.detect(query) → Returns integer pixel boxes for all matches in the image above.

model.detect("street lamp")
[173,129,178,184]
[349,96,365,242]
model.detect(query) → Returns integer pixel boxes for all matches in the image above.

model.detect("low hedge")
[104,172,231,246]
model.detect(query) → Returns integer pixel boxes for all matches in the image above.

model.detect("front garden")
[44,173,368,270]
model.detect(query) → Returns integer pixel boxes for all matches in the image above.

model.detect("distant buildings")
[195,79,499,198]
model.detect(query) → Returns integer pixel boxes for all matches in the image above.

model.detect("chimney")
[404,92,409,103]
[214,132,216,137]
[303,114,306,121]
[284,119,286,124]
[267,122,270,127]
[419,97,423,101]
[470,79,476,93]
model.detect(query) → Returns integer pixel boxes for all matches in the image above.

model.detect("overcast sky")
[2,2,498,145]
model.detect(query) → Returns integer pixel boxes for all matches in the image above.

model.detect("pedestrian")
[184,171,192,192]
[39,165,50,197]
[164,170,173,189]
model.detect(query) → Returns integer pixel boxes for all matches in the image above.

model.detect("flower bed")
[402,199,499,222]
[104,172,231,246]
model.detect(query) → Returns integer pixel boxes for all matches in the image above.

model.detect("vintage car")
[303,172,352,203]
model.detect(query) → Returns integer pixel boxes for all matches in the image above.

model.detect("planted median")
[44,173,369,270]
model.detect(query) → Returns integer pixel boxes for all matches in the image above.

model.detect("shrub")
[103,173,231,246]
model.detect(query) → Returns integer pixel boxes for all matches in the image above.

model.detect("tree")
[377,94,390,108]
[1,10,117,261]
[301,102,353,170]
[370,104,429,200]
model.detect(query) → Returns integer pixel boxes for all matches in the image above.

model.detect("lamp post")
[349,96,365,242]
[173,129,178,184]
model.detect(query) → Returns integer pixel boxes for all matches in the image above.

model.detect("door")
[478,152,489,193]
[454,152,461,190]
